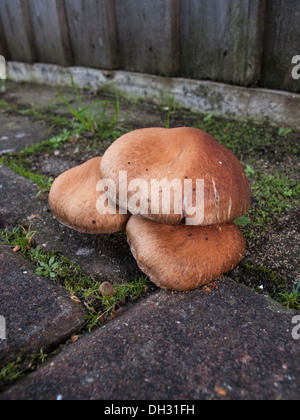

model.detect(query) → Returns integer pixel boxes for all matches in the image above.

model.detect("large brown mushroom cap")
[127,215,246,291]
[49,157,130,234]
[100,127,250,226]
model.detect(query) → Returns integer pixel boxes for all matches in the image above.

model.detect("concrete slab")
[0,111,49,154]
[0,245,86,365]
[1,83,74,113]
[1,278,299,400]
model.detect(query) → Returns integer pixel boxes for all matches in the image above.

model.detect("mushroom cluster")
[49,127,250,291]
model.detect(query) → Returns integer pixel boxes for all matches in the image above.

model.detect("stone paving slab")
[2,82,74,113]
[0,165,141,283]
[2,278,299,400]
[0,110,49,155]
[0,245,86,365]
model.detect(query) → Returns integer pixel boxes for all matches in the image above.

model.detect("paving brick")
[2,279,299,400]
[0,245,86,365]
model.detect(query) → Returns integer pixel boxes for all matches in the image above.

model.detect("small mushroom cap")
[126,215,246,291]
[49,157,130,234]
[99,282,115,298]
[100,127,250,226]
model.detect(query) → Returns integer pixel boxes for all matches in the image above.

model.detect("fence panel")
[27,0,73,66]
[180,0,266,86]
[0,0,299,93]
[64,0,118,70]
[114,0,180,76]
[260,0,300,93]
[0,0,36,62]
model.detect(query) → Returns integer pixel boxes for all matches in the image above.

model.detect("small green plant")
[245,165,255,177]
[0,357,24,384]
[278,127,292,137]
[0,225,36,252]
[36,177,54,198]
[163,95,176,129]
[36,256,60,279]
[234,215,251,227]
[203,113,214,123]
[279,281,300,310]
[0,350,49,390]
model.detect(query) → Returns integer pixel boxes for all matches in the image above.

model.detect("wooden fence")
[0,0,299,92]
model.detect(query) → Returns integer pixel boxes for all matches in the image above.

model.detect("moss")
[235,264,287,300]
[0,155,53,196]
[0,350,50,391]
[194,115,300,161]
[0,99,71,127]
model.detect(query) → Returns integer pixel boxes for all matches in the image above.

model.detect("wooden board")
[0,0,36,62]
[114,0,180,76]
[27,0,73,66]
[180,0,266,86]
[64,0,118,69]
[260,0,300,93]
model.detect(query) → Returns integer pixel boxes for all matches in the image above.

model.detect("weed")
[279,280,300,310]
[234,215,251,227]
[163,95,176,129]
[36,256,61,279]
[0,225,36,252]
[278,127,292,137]
[0,349,49,391]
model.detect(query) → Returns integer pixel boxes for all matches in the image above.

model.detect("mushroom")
[49,127,251,292]
[100,127,250,226]
[126,216,246,291]
[49,157,130,234]
[99,282,115,298]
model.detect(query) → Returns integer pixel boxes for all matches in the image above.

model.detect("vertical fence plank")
[64,0,118,69]
[180,0,266,86]
[260,0,300,93]
[0,0,36,62]
[114,0,179,76]
[0,13,9,59]
[27,0,73,66]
